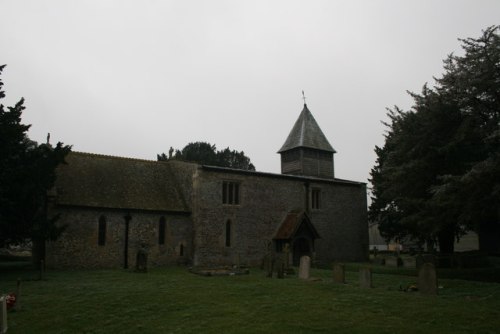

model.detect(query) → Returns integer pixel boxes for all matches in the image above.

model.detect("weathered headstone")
[418,263,438,295]
[359,267,372,288]
[135,246,148,273]
[276,258,284,279]
[403,257,416,269]
[416,254,436,270]
[283,243,290,269]
[0,295,7,334]
[282,244,295,275]
[298,256,311,280]
[332,263,345,284]
[385,256,402,267]
[265,241,274,278]
[264,254,273,278]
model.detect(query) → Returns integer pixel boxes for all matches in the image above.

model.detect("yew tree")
[369,26,500,253]
[0,65,71,252]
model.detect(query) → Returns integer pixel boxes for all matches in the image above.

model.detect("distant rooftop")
[278,104,336,153]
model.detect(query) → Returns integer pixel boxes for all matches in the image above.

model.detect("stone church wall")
[192,168,368,267]
[308,181,368,264]
[45,207,192,269]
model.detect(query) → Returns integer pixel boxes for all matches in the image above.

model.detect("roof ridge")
[70,151,161,164]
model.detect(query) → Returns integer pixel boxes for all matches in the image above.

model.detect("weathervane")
[302,90,307,105]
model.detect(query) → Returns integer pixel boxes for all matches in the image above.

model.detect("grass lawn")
[1,264,500,334]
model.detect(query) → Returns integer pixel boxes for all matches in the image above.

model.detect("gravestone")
[418,263,438,295]
[416,254,436,270]
[265,255,274,278]
[0,295,7,334]
[298,256,311,280]
[332,263,345,284]
[265,242,274,278]
[359,267,373,288]
[385,257,402,267]
[135,246,148,273]
[275,258,284,279]
[283,243,294,275]
[403,257,416,269]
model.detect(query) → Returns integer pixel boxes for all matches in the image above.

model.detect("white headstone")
[298,255,311,280]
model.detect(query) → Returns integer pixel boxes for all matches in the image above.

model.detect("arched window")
[225,220,231,247]
[98,215,106,246]
[158,216,166,245]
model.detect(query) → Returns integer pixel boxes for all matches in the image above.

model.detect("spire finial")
[302,90,307,105]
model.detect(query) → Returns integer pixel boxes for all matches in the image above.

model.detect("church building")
[46,103,369,268]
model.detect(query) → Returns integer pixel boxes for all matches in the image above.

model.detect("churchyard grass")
[1,264,500,333]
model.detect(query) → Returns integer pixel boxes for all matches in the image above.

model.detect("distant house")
[46,104,369,268]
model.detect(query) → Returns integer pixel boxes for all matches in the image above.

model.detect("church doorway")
[292,237,311,266]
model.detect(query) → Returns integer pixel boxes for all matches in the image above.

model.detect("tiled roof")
[273,210,320,240]
[54,152,193,213]
[278,104,336,153]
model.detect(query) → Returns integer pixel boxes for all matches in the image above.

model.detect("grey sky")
[1,1,499,186]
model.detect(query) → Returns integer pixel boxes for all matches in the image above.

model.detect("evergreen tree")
[0,65,72,250]
[158,141,256,171]
[369,26,500,253]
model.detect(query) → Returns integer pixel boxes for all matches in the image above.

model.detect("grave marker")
[298,256,311,280]
[418,263,438,295]
[0,295,7,334]
[135,246,148,273]
[359,267,373,288]
[332,263,345,284]
[275,258,284,279]
[385,257,402,267]
[403,257,416,269]
[416,254,436,270]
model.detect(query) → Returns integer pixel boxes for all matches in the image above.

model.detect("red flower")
[5,293,16,310]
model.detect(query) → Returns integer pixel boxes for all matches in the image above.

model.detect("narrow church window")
[222,181,228,203]
[158,217,166,245]
[312,189,321,210]
[98,215,106,246]
[225,220,232,247]
[179,244,184,256]
[228,182,234,203]
[222,181,240,205]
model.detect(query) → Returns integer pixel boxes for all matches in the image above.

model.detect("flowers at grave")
[6,292,16,310]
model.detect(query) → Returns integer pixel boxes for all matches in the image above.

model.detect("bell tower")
[278,103,336,179]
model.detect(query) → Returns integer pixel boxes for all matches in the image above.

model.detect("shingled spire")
[278,103,336,178]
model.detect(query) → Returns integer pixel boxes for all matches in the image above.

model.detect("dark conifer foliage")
[369,26,500,253]
[0,65,72,248]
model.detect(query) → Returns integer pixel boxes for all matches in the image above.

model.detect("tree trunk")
[478,221,500,254]
[437,228,455,254]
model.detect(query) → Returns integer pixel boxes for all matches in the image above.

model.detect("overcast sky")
[1,1,499,187]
